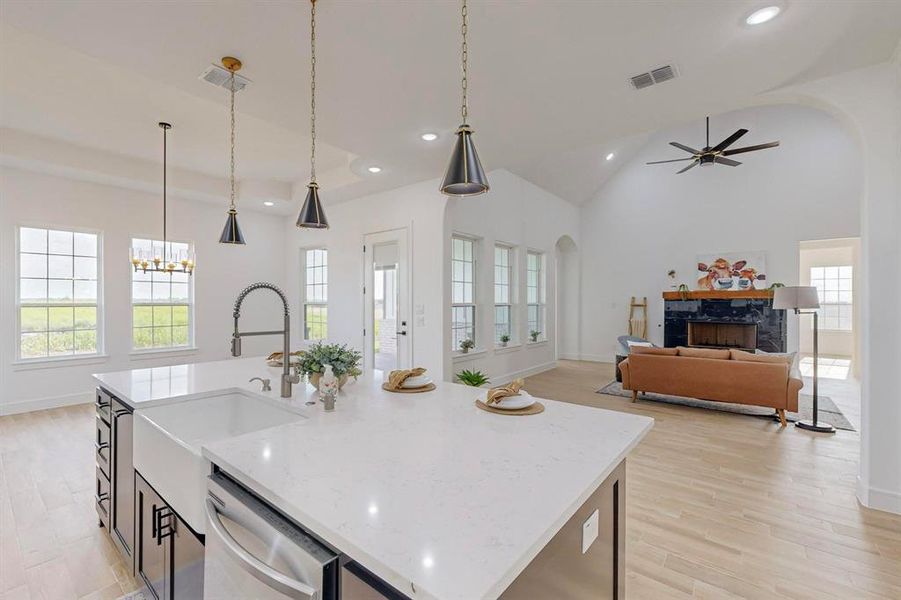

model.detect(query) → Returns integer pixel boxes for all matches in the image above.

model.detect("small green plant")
[457,369,490,387]
[529,330,541,342]
[459,338,475,353]
[297,342,363,379]
[499,334,511,345]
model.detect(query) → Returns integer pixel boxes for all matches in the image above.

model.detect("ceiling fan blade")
[722,141,780,156]
[676,160,699,174]
[646,158,695,165]
[669,142,701,154]
[711,129,749,152]
[714,156,742,167]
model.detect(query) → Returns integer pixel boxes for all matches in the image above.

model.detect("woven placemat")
[475,399,545,415]
[381,383,436,394]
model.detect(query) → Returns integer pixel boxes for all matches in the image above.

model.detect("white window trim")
[810,265,853,333]
[15,224,105,363]
[526,249,546,342]
[300,246,328,341]
[451,234,478,352]
[494,243,515,347]
[129,236,195,351]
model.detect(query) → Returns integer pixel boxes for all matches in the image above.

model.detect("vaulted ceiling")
[2,1,899,208]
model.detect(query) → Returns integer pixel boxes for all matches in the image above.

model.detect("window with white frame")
[302,248,328,340]
[17,227,101,359]
[451,236,476,351]
[131,238,193,349]
[494,244,513,344]
[810,266,852,331]
[526,251,545,341]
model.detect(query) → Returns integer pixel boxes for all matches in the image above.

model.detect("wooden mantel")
[662,290,775,300]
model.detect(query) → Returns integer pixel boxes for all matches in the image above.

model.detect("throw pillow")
[677,346,731,360]
[731,349,795,366]
[630,346,678,356]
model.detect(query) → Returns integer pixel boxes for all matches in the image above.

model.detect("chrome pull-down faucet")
[231,282,300,398]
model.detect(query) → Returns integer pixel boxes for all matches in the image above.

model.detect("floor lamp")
[773,286,836,433]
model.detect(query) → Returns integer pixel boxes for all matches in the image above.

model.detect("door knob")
[396,330,407,336]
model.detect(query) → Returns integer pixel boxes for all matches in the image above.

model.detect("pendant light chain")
[162,124,167,260]
[461,0,468,123]
[310,0,317,183]
[229,71,237,210]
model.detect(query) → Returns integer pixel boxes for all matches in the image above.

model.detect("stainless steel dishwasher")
[204,472,339,599]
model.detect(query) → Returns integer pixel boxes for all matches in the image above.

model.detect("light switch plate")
[582,509,599,554]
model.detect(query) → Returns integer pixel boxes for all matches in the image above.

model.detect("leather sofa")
[617,346,803,426]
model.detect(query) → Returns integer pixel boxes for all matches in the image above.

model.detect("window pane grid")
[810,265,852,331]
[527,251,545,340]
[452,237,476,349]
[494,245,513,344]
[18,227,99,359]
[303,249,328,340]
[132,238,192,349]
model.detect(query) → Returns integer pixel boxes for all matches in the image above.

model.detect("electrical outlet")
[582,509,599,554]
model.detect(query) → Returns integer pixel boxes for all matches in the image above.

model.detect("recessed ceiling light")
[421,133,438,141]
[746,6,781,25]
[263,201,275,207]
[605,153,615,161]
[367,166,382,173]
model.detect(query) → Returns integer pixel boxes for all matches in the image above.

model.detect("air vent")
[199,64,251,92]
[630,64,677,90]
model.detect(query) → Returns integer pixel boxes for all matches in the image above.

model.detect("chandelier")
[129,122,195,275]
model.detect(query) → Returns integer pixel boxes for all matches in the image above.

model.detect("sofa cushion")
[731,349,792,364]
[630,346,678,356]
[676,346,731,360]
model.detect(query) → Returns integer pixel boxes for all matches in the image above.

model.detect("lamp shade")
[440,125,489,196]
[296,182,329,229]
[773,286,820,310]
[218,208,246,244]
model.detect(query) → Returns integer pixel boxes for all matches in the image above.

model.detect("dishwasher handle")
[205,498,319,600]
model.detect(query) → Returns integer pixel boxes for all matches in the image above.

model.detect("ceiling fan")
[646,116,780,174]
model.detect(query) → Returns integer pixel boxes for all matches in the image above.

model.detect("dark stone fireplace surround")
[664,297,787,353]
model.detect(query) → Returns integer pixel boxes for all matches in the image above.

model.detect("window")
[131,238,193,350]
[494,245,513,344]
[526,251,545,341]
[303,248,328,340]
[451,236,476,351]
[17,227,101,359]
[810,266,852,331]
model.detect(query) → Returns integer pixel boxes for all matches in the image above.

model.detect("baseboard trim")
[492,361,558,386]
[0,391,93,416]
[566,353,614,364]
[857,476,901,515]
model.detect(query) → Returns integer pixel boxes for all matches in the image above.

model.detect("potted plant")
[456,369,490,387]
[459,339,475,354]
[529,330,541,343]
[297,342,363,390]
[499,334,511,348]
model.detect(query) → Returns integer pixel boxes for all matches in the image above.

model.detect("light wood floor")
[2,360,900,599]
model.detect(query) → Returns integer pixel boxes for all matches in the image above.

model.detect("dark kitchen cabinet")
[111,397,135,565]
[135,472,204,600]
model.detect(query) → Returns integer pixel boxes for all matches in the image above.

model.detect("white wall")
[284,177,448,379]
[0,166,287,414]
[578,104,862,362]
[444,169,579,384]
[798,238,860,358]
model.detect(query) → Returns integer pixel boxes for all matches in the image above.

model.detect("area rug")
[597,380,855,431]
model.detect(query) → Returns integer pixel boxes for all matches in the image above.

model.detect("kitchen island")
[94,357,653,599]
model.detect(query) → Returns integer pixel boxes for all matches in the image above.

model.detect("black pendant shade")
[440,124,489,196]
[296,182,329,229]
[219,208,246,244]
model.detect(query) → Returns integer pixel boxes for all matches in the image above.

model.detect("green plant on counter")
[297,342,363,379]
[529,330,541,343]
[456,369,490,387]
[499,334,511,345]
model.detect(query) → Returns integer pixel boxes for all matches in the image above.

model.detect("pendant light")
[129,123,195,275]
[297,0,329,229]
[219,57,246,244]
[440,0,489,196]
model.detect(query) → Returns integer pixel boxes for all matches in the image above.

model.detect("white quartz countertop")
[94,358,653,599]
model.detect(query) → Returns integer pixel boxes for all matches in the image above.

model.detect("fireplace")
[687,321,757,350]
[662,291,786,353]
